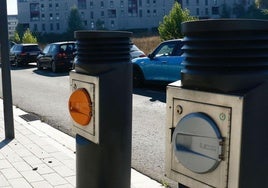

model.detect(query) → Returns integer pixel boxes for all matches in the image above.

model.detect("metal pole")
[0,0,15,139]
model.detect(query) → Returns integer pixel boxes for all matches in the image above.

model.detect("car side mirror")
[148,53,154,59]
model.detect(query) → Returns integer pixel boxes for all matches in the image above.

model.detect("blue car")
[132,39,185,87]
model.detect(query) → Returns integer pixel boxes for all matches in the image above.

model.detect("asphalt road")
[0,65,177,187]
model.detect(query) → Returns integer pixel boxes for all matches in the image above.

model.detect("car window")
[155,43,176,57]
[23,45,39,52]
[60,43,75,53]
[43,45,51,54]
[10,45,16,52]
[174,42,184,56]
[49,44,57,53]
[15,45,22,51]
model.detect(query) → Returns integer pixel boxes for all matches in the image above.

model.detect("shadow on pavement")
[133,83,167,103]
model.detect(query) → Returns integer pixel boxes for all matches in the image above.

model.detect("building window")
[50,23,53,31]
[196,0,199,5]
[41,14,45,20]
[110,1,114,7]
[90,1,93,8]
[128,0,138,17]
[34,24,38,31]
[41,4,44,11]
[120,1,124,7]
[42,23,46,31]
[205,8,209,15]
[139,0,142,7]
[56,13,59,20]
[101,1,104,8]
[101,11,105,17]
[147,9,151,17]
[56,23,60,30]
[186,0,189,6]
[196,8,199,15]
[205,0,208,6]
[153,9,156,16]
[212,6,219,14]
[81,12,85,19]
[139,9,142,17]
[49,3,52,10]
[49,13,53,20]
[111,20,114,28]
[108,9,116,18]
[78,0,87,9]
[120,10,124,16]
[90,12,94,19]
[55,3,59,10]
[30,3,40,21]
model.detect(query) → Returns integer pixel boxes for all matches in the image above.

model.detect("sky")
[7,0,18,15]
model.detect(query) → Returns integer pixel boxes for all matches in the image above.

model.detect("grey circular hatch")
[172,112,223,173]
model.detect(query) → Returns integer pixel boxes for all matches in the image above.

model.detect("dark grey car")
[37,41,76,72]
[9,43,41,66]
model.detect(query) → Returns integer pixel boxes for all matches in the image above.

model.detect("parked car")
[9,43,41,66]
[130,44,146,59]
[9,41,16,49]
[37,41,76,72]
[132,39,185,87]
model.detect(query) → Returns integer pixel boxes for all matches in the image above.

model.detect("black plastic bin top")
[74,30,132,75]
[181,19,268,93]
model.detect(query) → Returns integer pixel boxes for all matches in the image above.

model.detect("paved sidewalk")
[0,103,164,188]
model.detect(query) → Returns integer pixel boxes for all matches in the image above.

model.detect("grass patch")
[132,35,161,55]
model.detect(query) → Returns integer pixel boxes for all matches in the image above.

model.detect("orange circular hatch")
[68,88,92,126]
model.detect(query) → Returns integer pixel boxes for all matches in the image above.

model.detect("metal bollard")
[166,19,268,188]
[69,31,132,188]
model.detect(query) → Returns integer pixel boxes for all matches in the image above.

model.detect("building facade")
[17,0,256,35]
[8,15,18,38]
[17,0,175,34]
[179,0,255,19]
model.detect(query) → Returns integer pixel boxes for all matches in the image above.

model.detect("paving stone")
[43,173,68,186]
[31,181,53,188]
[1,168,22,179]
[9,178,32,188]
[0,174,9,186]
[12,161,32,172]
[53,165,75,177]
[20,170,44,182]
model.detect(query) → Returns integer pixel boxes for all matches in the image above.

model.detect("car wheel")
[37,60,43,70]
[133,66,144,87]
[14,57,20,67]
[51,61,57,73]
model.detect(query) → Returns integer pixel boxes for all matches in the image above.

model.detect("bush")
[158,2,197,40]
[22,28,37,43]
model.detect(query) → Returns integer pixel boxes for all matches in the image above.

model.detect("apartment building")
[17,0,174,34]
[180,0,255,19]
[8,15,18,38]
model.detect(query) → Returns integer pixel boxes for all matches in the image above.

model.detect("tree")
[158,2,197,40]
[15,23,26,40]
[13,31,21,43]
[256,0,268,8]
[67,6,85,39]
[22,28,38,43]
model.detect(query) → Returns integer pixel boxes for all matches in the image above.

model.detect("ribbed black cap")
[181,19,268,93]
[74,30,132,75]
